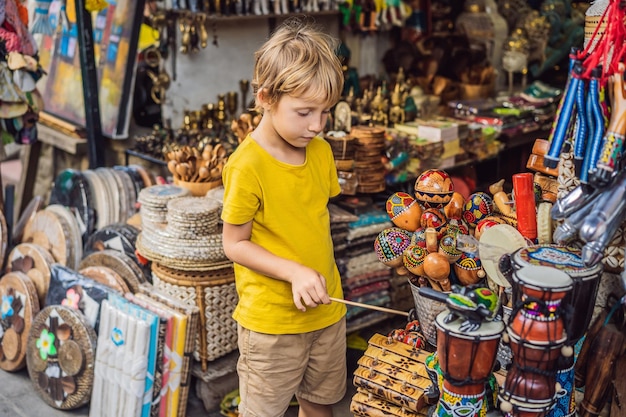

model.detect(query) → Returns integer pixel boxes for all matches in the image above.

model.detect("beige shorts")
[236,318,347,417]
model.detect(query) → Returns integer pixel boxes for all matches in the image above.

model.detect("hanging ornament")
[31,0,55,36]
[85,0,108,13]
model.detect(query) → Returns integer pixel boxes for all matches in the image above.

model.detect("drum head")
[513,265,573,292]
[512,244,603,280]
[435,310,504,339]
[479,224,528,289]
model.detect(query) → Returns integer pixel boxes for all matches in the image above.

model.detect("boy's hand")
[290,265,331,312]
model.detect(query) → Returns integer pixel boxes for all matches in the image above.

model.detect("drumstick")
[329,297,409,317]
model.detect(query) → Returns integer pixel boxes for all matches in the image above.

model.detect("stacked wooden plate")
[351,126,387,193]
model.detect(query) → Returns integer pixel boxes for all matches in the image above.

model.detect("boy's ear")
[257,88,273,110]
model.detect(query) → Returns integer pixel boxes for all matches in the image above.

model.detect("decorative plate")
[0,271,40,371]
[6,243,54,305]
[26,305,97,410]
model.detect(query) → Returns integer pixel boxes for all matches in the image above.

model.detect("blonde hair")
[252,17,344,113]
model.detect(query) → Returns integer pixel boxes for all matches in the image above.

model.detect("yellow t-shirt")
[221,135,346,334]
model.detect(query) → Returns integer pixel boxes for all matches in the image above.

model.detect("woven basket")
[151,263,238,369]
[408,278,447,348]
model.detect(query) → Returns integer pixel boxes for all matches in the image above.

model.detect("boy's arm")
[222,221,330,312]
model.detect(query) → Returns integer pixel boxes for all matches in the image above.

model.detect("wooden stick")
[329,297,409,317]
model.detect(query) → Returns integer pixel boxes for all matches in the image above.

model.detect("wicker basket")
[408,278,448,348]
[151,262,238,369]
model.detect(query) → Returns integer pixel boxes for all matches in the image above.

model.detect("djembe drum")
[433,311,504,417]
[507,245,603,416]
[499,265,573,417]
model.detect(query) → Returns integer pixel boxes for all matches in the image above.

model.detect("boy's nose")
[309,115,325,133]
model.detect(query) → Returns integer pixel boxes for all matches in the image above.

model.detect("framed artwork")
[36,0,145,139]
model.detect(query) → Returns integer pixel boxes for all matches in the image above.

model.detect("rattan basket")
[151,262,238,369]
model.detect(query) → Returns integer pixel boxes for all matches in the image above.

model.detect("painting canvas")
[36,0,145,139]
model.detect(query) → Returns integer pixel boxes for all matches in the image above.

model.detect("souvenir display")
[0,272,40,372]
[26,305,97,410]
[137,185,191,226]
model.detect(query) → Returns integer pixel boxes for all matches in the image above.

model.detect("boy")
[221,17,347,417]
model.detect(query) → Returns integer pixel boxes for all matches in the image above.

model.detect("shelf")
[125,149,168,167]
[174,9,340,22]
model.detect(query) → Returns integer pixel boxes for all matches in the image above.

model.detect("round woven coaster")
[6,243,54,305]
[0,271,40,372]
[22,210,72,267]
[27,305,97,410]
[79,250,145,293]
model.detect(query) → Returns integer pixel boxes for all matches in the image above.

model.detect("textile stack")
[335,206,393,333]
